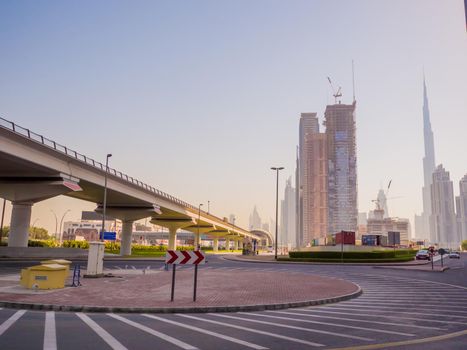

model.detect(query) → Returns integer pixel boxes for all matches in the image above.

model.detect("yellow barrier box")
[20,264,68,290]
[40,259,72,274]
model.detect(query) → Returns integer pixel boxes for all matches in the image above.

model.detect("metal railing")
[0,117,199,210]
[0,116,255,236]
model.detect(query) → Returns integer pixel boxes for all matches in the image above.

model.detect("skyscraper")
[280,177,296,247]
[324,102,358,233]
[296,113,328,247]
[419,78,436,240]
[376,188,389,218]
[457,174,467,242]
[296,113,320,247]
[430,165,458,248]
[248,206,262,230]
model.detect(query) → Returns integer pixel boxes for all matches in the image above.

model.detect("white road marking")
[299,308,466,325]
[357,296,467,303]
[238,312,374,340]
[143,314,267,350]
[76,313,128,350]
[326,304,467,318]
[108,314,197,350]
[179,314,324,347]
[0,310,26,336]
[131,266,137,270]
[236,312,373,341]
[281,309,441,330]
[346,300,467,310]
[362,288,466,293]
[43,311,57,350]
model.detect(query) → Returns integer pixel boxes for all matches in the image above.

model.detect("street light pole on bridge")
[101,153,112,241]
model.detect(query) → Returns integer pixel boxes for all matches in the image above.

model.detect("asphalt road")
[0,253,466,349]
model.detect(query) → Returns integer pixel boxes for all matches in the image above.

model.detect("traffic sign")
[165,250,205,265]
[100,232,117,241]
[438,248,446,255]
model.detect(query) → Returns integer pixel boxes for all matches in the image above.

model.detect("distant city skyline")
[0,1,466,235]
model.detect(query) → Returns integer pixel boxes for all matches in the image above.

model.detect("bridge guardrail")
[0,117,197,209]
[0,117,253,237]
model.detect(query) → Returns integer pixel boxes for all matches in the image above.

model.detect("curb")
[0,285,362,314]
[222,255,429,267]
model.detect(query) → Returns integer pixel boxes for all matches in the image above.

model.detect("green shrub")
[27,239,58,247]
[62,240,89,249]
[278,256,414,263]
[289,250,416,260]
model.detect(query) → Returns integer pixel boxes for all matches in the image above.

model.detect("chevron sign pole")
[165,250,206,302]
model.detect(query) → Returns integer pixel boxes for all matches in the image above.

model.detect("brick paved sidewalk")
[0,268,359,312]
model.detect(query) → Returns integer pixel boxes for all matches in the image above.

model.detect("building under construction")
[324,102,358,234]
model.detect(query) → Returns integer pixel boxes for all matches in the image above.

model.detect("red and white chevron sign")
[165,250,206,265]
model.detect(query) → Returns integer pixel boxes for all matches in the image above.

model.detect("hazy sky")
[1,0,466,235]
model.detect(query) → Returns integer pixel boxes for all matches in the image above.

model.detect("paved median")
[0,266,360,313]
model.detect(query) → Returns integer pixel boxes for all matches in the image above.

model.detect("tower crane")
[327,77,342,104]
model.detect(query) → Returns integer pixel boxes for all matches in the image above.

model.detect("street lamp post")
[197,203,203,250]
[101,153,112,241]
[59,209,71,244]
[271,167,284,260]
[30,219,39,239]
[0,199,6,244]
[193,203,203,302]
[50,210,58,240]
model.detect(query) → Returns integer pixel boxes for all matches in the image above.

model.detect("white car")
[448,251,460,259]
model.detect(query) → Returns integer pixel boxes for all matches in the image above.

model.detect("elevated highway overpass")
[0,117,261,254]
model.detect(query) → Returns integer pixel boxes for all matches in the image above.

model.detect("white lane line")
[215,312,372,341]
[131,266,137,270]
[356,297,467,303]
[237,312,375,340]
[235,312,373,341]
[143,314,267,350]
[298,309,466,326]
[0,310,26,336]
[359,296,466,303]
[346,300,467,310]
[114,266,123,270]
[364,289,467,294]
[44,311,57,350]
[325,305,467,319]
[108,314,197,350]
[178,314,324,347]
[281,310,441,330]
[76,313,128,350]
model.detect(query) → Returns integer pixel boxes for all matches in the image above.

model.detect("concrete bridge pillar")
[8,202,32,247]
[225,238,230,251]
[213,237,219,252]
[194,233,201,250]
[168,227,178,251]
[120,220,134,256]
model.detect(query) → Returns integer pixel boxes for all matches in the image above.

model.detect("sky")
[1,0,466,235]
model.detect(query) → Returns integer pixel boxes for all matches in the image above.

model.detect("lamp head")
[107,154,112,158]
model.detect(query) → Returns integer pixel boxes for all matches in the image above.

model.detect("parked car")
[415,250,431,260]
[448,251,460,259]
